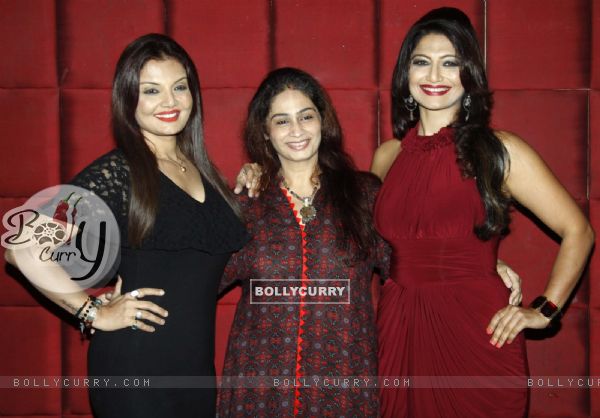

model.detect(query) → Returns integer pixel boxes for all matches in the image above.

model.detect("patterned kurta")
[217,173,390,417]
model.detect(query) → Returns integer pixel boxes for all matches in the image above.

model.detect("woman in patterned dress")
[217,67,390,417]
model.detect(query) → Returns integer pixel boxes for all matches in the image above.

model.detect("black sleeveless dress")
[71,149,249,417]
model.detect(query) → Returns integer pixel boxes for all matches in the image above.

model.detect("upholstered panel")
[0,90,60,196]
[0,308,62,415]
[274,0,377,89]
[60,90,114,181]
[168,0,270,89]
[0,0,57,88]
[487,0,590,89]
[57,0,165,89]
[202,88,257,181]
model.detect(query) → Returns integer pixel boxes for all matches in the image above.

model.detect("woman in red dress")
[372,8,594,417]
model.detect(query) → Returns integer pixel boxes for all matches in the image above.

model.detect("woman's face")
[408,33,465,117]
[135,58,193,143]
[265,89,322,168]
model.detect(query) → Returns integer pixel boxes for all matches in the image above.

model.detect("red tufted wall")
[0,1,597,416]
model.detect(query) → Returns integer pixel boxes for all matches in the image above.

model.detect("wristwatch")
[530,295,562,322]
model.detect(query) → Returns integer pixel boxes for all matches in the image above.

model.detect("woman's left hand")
[496,259,522,306]
[486,305,551,348]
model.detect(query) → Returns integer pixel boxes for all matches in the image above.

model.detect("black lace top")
[70,149,249,252]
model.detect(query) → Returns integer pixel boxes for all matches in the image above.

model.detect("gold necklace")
[282,179,319,223]
[157,154,187,173]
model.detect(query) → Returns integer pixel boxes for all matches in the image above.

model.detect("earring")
[463,94,472,122]
[404,95,417,121]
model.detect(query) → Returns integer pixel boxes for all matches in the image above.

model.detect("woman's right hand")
[93,277,168,332]
[233,163,263,197]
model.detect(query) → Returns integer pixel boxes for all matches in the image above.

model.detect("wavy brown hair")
[245,67,379,256]
[391,7,511,240]
[112,33,241,247]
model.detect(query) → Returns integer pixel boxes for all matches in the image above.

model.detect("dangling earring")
[404,95,417,121]
[463,94,472,122]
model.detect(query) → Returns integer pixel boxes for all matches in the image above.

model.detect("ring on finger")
[129,289,141,298]
[135,310,143,320]
[131,320,138,331]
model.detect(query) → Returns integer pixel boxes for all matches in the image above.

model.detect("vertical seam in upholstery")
[375,0,381,146]
[55,0,61,87]
[269,0,276,69]
[586,0,592,202]
[55,0,65,183]
[588,0,593,88]
[374,0,380,89]
[55,0,64,402]
[163,0,171,35]
[587,91,590,201]
[483,0,487,68]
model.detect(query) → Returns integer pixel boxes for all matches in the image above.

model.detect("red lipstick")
[155,110,180,122]
[420,84,451,96]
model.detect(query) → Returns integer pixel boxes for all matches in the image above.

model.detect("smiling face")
[265,88,322,169]
[135,58,193,143]
[408,33,465,119]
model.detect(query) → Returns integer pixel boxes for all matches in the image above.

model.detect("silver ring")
[129,289,140,298]
[135,310,142,320]
[131,320,138,331]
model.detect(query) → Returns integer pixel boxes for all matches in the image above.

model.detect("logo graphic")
[2,185,120,293]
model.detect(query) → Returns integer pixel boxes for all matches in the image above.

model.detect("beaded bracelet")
[75,297,91,319]
[78,299,94,321]
[78,296,102,334]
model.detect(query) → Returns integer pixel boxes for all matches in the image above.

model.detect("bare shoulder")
[494,129,557,193]
[370,139,402,181]
[494,130,532,156]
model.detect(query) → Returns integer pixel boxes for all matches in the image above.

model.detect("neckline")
[402,126,454,152]
[416,125,451,138]
[160,171,207,205]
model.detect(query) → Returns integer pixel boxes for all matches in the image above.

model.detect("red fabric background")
[0,1,597,416]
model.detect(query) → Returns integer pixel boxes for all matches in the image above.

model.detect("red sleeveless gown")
[375,127,528,417]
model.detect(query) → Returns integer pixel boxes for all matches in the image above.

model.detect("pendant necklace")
[157,154,187,173]
[282,180,319,223]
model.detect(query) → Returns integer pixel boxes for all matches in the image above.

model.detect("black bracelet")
[529,295,562,322]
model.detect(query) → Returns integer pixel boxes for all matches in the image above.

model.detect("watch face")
[531,296,547,310]
[540,301,559,318]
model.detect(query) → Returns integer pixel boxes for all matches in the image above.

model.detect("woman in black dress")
[6,33,248,417]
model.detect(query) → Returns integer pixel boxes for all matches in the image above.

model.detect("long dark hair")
[391,7,511,240]
[112,33,241,247]
[246,67,379,256]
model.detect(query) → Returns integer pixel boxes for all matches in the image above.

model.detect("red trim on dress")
[283,188,309,417]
